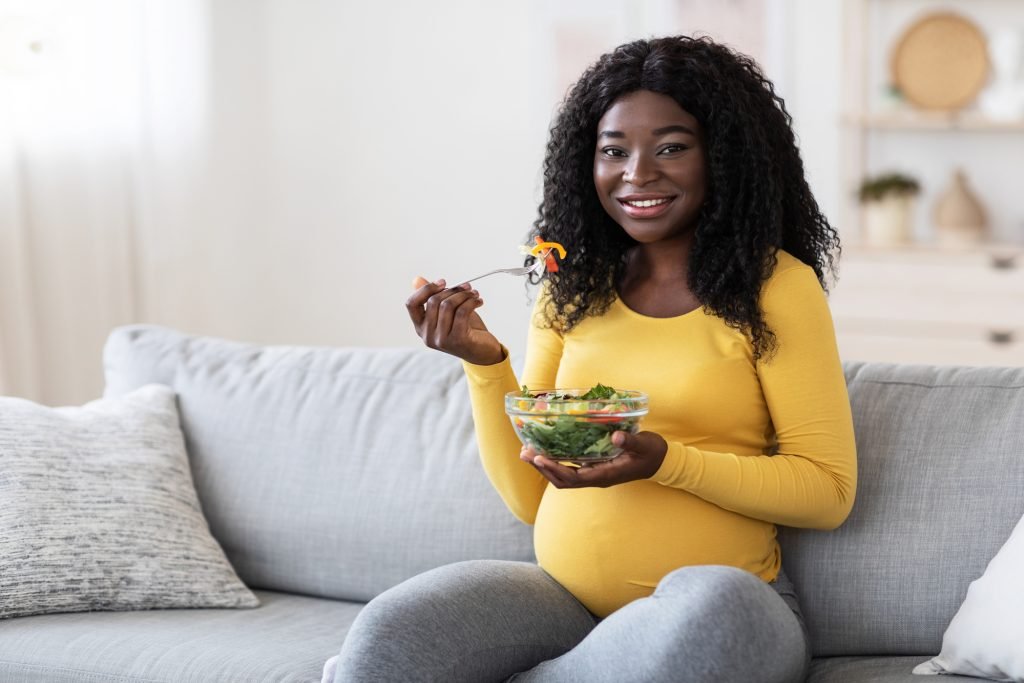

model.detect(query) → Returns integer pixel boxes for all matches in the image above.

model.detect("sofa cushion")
[0,384,258,620]
[102,325,534,602]
[779,362,1024,657]
[0,590,356,683]
[808,656,982,682]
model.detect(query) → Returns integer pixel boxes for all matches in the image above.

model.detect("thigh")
[513,565,810,683]
[333,560,598,683]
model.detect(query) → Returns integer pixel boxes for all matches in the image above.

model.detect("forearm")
[652,440,856,529]
[463,354,547,525]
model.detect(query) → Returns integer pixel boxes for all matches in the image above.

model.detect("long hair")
[527,35,840,360]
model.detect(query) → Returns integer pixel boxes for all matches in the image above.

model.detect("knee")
[336,561,508,682]
[654,565,790,634]
[605,566,803,682]
[657,565,765,601]
[345,560,510,638]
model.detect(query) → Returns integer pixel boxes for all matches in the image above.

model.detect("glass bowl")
[504,388,648,464]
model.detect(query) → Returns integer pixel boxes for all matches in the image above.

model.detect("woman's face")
[593,90,707,245]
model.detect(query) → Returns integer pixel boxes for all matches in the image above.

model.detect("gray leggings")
[333,561,810,683]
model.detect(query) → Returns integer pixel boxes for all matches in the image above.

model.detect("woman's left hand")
[520,430,668,488]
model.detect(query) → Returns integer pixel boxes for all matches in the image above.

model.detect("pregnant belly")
[532,479,779,618]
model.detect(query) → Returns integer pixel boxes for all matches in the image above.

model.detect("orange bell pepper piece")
[530,236,567,273]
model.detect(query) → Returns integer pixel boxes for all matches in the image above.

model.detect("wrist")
[465,344,506,366]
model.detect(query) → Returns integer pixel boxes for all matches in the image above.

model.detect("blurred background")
[1,0,1022,406]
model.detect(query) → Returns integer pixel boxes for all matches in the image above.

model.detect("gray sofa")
[0,324,1021,683]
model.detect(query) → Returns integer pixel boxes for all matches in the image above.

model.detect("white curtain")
[0,0,207,405]
[0,3,142,405]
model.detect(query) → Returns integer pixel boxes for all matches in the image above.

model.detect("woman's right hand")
[405,276,505,365]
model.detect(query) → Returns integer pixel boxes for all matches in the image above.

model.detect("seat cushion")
[809,656,982,682]
[779,362,1024,656]
[0,590,357,683]
[102,325,535,602]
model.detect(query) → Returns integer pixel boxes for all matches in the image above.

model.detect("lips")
[617,194,676,218]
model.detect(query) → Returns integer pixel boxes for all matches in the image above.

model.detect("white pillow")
[0,385,259,619]
[913,512,1024,681]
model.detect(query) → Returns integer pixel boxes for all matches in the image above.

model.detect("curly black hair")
[526,35,840,360]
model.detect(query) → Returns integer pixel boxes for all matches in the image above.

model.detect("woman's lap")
[512,565,809,683]
[332,560,597,683]
[332,561,809,683]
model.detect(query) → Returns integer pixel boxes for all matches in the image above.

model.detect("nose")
[623,154,658,186]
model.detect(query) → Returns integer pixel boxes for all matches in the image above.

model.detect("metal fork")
[450,258,546,288]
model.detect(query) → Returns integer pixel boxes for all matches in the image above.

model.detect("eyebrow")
[598,124,697,139]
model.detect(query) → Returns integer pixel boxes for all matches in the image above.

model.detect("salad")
[505,383,648,462]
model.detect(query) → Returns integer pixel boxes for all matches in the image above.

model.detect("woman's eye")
[659,144,689,154]
[600,147,626,158]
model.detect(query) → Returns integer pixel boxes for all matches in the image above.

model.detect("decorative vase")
[979,28,1024,121]
[934,169,988,246]
[862,195,916,246]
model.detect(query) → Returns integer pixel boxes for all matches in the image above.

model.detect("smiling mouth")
[617,196,675,218]
[620,197,673,208]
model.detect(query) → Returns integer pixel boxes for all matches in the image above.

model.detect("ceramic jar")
[934,169,988,246]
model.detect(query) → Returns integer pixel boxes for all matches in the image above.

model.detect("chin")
[617,219,686,243]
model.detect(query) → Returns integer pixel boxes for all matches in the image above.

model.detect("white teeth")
[624,198,670,208]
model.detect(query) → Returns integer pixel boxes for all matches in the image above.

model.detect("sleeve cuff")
[651,441,694,488]
[461,345,513,381]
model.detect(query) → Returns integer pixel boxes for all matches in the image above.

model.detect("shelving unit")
[843,112,1024,131]
[839,0,1024,245]
[833,0,1024,366]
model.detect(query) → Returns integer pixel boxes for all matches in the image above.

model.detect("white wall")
[144,0,807,355]
[2,0,846,404]
[138,0,546,359]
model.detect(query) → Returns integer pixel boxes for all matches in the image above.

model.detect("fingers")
[518,432,662,489]
[520,451,602,489]
[423,285,479,348]
[406,279,485,352]
[405,278,446,329]
[434,286,482,345]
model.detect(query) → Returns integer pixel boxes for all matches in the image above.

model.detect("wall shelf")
[842,112,1024,131]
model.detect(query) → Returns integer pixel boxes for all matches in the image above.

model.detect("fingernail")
[470,289,479,296]
[459,283,472,290]
[612,432,624,445]
[434,278,446,287]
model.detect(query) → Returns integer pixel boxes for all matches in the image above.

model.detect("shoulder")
[761,250,823,300]
[758,250,830,323]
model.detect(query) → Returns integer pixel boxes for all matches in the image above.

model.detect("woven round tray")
[891,12,990,111]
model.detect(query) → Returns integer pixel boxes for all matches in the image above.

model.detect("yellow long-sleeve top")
[463,250,857,617]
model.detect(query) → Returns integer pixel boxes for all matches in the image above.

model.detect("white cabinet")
[828,246,1024,366]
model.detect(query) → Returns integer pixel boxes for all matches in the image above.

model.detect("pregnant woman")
[334,34,857,683]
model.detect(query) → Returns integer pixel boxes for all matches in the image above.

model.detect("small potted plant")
[858,172,921,246]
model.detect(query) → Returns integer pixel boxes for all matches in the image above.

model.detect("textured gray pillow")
[0,384,259,619]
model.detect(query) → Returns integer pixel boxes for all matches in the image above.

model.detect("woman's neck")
[623,233,692,285]
[617,234,700,318]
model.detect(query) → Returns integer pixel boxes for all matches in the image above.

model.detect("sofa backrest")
[103,325,534,603]
[779,361,1024,657]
